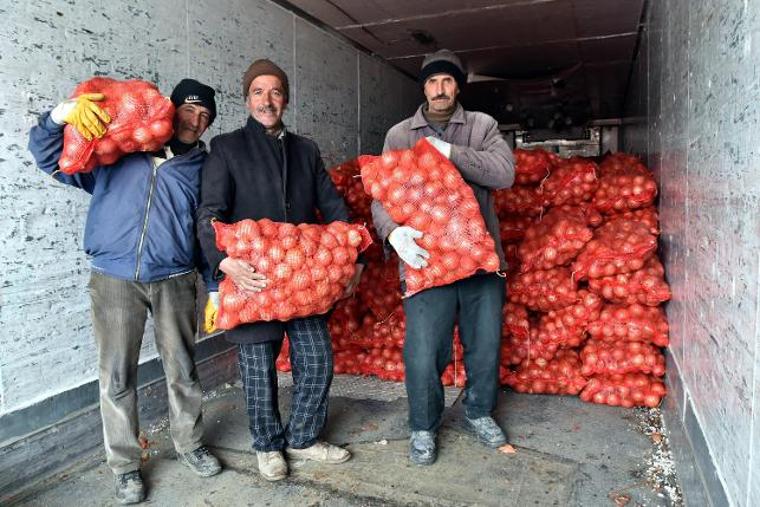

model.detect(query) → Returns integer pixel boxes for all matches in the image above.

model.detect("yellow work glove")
[51,93,111,141]
[204,292,220,334]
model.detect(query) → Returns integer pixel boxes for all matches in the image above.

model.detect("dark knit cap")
[419,49,466,89]
[242,59,289,102]
[170,79,217,125]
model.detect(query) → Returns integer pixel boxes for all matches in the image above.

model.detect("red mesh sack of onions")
[333,348,368,375]
[514,148,558,185]
[328,159,372,220]
[509,267,579,312]
[275,336,292,372]
[553,203,603,227]
[592,163,658,215]
[502,302,530,340]
[598,152,645,177]
[588,256,671,306]
[328,298,364,351]
[572,218,658,280]
[362,346,405,381]
[536,290,602,349]
[618,206,660,235]
[357,261,401,320]
[213,219,372,328]
[441,361,467,387]
[580,373,666,408]
[580,339,666,377]
[518,207,593,272]
[538,158,598,207]
[587,303,669,347]
[502,327,559,365]
[504,350,588,395]
[360,138,499,296]
[59,77,175,174]
[494,185,544,217]
[500,215,535,244]
[357,306,405,349]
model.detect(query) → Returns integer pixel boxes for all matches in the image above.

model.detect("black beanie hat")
[170,79,217,125]
[419,49,466,89]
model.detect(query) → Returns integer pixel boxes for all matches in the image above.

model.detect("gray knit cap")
[419,49,466,88]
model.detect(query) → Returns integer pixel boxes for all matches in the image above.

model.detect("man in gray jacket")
[371,49,515,465]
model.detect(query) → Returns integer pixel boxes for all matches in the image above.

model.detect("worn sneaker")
[465,416,507,448]
[257,450,288,481]
[115,470,145,505]
[178,446,222,477]
[409,430,437,466]
[285,441,351,464]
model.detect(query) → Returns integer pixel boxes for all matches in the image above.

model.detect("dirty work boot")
[286,441,351,464]
[178,446,222,477]
[256,450,288,481]
[409,430,437,466]
[465,416,507,448]
[115,470,145,505]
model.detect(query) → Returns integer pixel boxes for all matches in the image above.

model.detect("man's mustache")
[432,94,450,100]
[256,105,278,113]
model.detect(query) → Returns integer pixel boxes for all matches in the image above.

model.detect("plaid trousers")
[237,316,334,451]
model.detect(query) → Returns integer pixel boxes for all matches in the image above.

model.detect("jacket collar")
[245,116,287,140]
[410,102,466,130]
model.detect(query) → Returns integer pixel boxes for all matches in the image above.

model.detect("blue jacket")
[28,112,213,287]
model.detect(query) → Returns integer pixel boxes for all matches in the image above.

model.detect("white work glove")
[425,136,452,159]
[388,226,430,269]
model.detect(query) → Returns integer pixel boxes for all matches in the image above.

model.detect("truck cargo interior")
[1,0,757,505]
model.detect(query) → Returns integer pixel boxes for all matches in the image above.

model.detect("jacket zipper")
[134,159,160,280]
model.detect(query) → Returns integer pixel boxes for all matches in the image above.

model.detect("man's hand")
[204,292,220,334]
[388,226,430,269]
[425,136,452,159]
[219,257,268,292]
[341,263,364,299]
[51,93,111,141]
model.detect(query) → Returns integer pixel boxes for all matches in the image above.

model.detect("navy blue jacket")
[28,112,213,286]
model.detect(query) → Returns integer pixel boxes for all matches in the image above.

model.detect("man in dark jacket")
[371,49,515,465]
[197,59,360,482]
[28,79,222,504]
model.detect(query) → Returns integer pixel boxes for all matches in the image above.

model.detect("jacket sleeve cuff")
[42,112,65,132]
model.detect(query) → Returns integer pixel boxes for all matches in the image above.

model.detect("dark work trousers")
[237,316,334,451]
[402,273,506,431]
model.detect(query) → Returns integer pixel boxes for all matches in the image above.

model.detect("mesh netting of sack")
[535,290,602,349]
[580,339,666,377]
[518,206,593,272]
[59,77,175,174]
[580,372,666,408]
[509,266,579,312]
[572,218,657,280]
[494,185,544,217]
[213,219,372,328]
[586,302,669,347]
[587,256,671,306]
[514,148,558,185]
[538,157,598,207]
[592,159,658,215]
[360,137,499,297]
[357,260,401,320]
[503,350,589,395]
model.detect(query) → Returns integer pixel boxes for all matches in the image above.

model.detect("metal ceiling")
[286,0,646,130]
